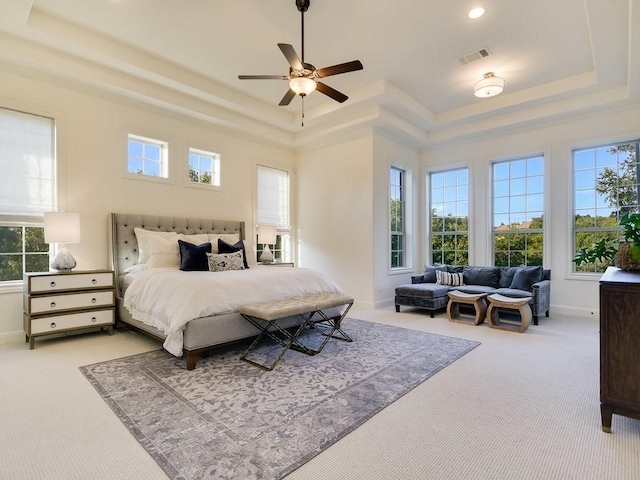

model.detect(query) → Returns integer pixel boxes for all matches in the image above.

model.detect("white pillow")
[207,233,241,253]
[145,234,181,269]
[242,239,258,267]
[435,270,464,287]
[134,228,178,264]
[180,233,209,245]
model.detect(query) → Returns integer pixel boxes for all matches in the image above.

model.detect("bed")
[108,213,345,369]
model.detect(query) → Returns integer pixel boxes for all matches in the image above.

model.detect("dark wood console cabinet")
[599,267,640,433]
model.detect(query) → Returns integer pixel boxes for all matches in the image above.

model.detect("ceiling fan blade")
[238,75,289,80]
[279,89,297,106]
[316,82,348,103]
[316,60,363,78]
[278,43,303,70]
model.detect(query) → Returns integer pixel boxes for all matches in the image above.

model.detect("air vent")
[457,47,491,65]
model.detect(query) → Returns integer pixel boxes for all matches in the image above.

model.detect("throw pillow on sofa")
[463,266,500,288]
[422,265,448,283]
[436,270,464,286]
[510,265,543,291]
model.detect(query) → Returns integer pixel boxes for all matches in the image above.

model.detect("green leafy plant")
[573,213,640,266]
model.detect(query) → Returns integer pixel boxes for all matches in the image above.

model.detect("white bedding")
[123,266,343,356]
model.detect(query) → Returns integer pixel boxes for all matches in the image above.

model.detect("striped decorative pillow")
[435,270,465,287]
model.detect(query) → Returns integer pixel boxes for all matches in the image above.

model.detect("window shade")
[257,165,290,230]
[0,108,55,222]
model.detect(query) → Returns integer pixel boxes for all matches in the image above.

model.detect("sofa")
[395,264,551,325]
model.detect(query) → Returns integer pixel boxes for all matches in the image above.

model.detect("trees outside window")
[188,148,220,187]
[430,168,469,265]
[573,141,639,273]
[0,107,55,283]
[492,156,544,266]
[127,134,168,178]
[390,167,406,268]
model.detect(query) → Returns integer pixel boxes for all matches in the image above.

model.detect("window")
[390,167,406,268]
[188,148,220,187]
[492,155,544,266]
[127,134,168,178]
[257,165,290,262]
[0,107,55,283]
[573,140,639,273]
[429,168,469,265]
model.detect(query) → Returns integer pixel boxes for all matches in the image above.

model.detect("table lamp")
[44,212,81,272]
[257,224,277,264]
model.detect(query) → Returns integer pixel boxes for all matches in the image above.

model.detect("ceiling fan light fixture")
[474,72,504,98]
[468,7,485,19]
[289,77,317,96]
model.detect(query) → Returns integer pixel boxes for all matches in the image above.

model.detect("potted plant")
[573,213,640,270]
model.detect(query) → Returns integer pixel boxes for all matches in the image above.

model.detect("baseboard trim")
[0,330,25,346]
[549,304,599,319]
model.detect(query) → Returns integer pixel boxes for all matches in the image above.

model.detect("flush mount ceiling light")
[474,72,504,97]
[468,7,485,19]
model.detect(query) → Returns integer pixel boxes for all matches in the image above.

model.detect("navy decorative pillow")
[499,267,519,288]
[510,265,543,291]
[178,240,212,271]
[463,266,500,288]
[422,265,447,283]
[218,239,249,269]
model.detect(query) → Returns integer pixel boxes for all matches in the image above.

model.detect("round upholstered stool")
[446,290,488,326]
[486,293,532,333]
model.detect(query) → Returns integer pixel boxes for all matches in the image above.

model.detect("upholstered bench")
[239,293,354,371]
[299,293,354,350]
[239,298,318,371]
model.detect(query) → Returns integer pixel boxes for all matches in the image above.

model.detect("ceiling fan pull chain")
[301,96,305,127]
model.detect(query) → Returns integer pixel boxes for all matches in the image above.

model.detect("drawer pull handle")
[92,278,97,284]
[50,322,56,329]
[50,281,56,287]
[50,302,56,308]
[92,298,97,304]
[91,317,97,323]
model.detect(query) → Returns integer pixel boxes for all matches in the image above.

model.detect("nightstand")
[23,270,116,349]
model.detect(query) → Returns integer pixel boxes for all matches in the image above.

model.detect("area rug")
[80,318,479,480]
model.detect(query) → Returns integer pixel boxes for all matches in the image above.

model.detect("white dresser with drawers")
[23,270,115,349]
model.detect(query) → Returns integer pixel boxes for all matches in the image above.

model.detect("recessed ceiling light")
[468,7,485,19]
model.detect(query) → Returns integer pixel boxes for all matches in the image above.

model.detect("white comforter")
[123,266,343,356]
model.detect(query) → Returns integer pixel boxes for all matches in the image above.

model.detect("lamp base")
[260,245,273,264]
[50,244,77,272]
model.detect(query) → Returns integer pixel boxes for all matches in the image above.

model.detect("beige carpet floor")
[1,307,638,480]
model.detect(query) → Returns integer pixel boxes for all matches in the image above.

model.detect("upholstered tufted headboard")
[108,213,245,297]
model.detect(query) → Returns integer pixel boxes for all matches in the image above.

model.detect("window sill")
[389,267,414,276]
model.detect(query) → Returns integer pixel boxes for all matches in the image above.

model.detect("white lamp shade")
[44,212,81,244]
[257,224,277,245]
[474,72,504,98]
[289,77,317,96]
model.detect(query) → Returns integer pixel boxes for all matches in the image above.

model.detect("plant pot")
[615,242,640,271]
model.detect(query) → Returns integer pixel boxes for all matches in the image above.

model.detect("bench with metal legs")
[299,293,354,354]
[238,293,354,370]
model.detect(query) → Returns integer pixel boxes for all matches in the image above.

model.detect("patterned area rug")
[80,318,479,480]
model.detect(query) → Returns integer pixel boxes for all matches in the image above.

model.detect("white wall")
[0,69,294,343]
[296,132,420,309]
[296,135,375,306]
[421,104,640,317]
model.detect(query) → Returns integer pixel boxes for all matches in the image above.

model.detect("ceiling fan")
[238,0,363,108]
